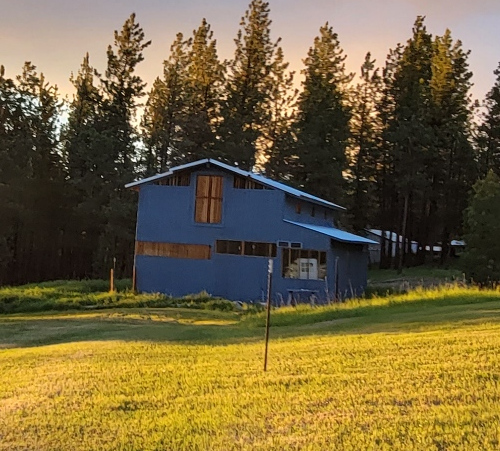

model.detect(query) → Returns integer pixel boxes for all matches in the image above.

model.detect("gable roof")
[285,220,378,245]
[125,158,345,211]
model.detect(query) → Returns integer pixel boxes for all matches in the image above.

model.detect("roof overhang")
[285,220,378,245]
[125,158,345,211]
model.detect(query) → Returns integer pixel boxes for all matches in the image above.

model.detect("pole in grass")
[264,259,273,372]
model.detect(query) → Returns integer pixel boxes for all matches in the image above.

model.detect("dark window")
[216,240,276,257]
[277,241,290,248]
[215,240,242,255]
[296,202,301,214]
[282,248,327,280]
[244,241,277,257]
[195,175,223,223]
[156,174,190,186]
[234,176,267,189]
[290,242,302,249]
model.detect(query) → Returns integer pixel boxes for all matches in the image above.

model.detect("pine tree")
[62,53,111,277]
[97,13,151,276]
[478,62,500,176]
[141,33,189,174]
[347,52,382,231]
[2,63,66,283]
[461,170,500,285]
[429,30,476,262]
[290,22,352,204]
[219,0,280,169]
[0,67,26,283]
[263,46,297,180]
[179,19,225,162]
[385,17,435,270]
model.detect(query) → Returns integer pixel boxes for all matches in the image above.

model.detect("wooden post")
[132,265,137,293]
[264,259,273,372]
[334,257,339,302]
[110,268,115,293]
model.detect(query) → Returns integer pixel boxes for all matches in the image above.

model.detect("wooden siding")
[195,175,223,223]
[136,241,211,259]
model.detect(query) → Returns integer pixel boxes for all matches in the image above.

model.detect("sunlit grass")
[0,280,235,314]
[1,285,500,449]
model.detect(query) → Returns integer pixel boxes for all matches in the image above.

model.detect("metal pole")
[264,259,273,372]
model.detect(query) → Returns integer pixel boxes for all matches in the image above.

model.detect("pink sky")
[1,0,499,104]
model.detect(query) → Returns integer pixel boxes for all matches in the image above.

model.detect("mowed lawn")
[1,288,500,450]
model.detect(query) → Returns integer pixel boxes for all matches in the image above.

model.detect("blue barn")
[126,159,376,303]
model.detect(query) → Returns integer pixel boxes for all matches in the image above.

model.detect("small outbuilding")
[126,159,377,302]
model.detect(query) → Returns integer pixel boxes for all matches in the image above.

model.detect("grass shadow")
[2,287,500,349]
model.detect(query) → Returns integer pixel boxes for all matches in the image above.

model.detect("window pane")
[244,241,269,256]
[282,248,326,280]
[216,240,242,255]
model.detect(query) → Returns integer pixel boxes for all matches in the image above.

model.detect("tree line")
[1,0,500,285]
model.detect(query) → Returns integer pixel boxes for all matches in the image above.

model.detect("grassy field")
[367,265,463,293]
[0,287,500,451]
[1,285,500,450]
[0,279,235,314]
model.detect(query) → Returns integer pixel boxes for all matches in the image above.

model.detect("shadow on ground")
[1,297,500,349]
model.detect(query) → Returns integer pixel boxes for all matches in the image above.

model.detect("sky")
[1,0,499,104]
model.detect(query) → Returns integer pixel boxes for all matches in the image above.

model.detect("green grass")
[0,279,236,314]
[1,286,500,450]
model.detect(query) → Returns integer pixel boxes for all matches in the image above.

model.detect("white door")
[298,258,318,280]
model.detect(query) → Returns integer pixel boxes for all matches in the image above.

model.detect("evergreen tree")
[179,19,225,162]
[62,53,111,277]
[141,33,189,174]
[290,22,352,204]
[263,46,297,180]
[0,63,66,283]
[429,30,476,262]
[389,17,434,270]
[219,0,280,169]
[98,13,151,276]
[477,62,500,176]
[461,170,500,285]
[347,52,382,231]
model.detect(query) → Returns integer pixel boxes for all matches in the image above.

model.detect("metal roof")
[125,158,345,211]
[285,220,378,245]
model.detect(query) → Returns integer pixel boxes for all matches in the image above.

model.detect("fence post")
[264,259,273,372]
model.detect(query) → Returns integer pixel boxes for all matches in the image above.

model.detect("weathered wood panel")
[136,241,211,259]
[195,175,223,223]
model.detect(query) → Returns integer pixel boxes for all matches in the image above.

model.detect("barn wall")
[134,167,368,301]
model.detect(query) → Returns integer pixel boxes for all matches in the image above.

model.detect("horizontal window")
[234,176,268,190]
[136,241,210,259]
[155,174,191,186]
[216,240,276,257]
[282,248,327,280]
[215,240,242,255]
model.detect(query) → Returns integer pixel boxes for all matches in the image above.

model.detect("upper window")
[195,175,223,223]
[156,174,190,186]
[234,176,268,190]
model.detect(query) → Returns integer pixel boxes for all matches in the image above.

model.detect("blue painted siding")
[134,166,369,302]
[283,196,338,228]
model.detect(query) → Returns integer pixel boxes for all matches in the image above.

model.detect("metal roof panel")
[126,158,345,211]
[284,220,378,245]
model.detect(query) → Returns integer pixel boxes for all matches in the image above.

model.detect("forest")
[1,0,499,286]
